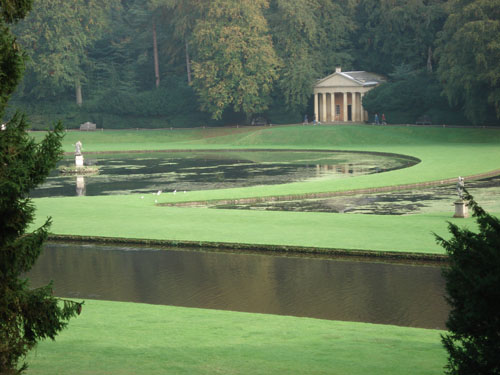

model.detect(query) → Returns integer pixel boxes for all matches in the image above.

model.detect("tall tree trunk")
[152,20,160,88]
[185,40,192,84]
[427,46,433,73]
[75,79,82,107]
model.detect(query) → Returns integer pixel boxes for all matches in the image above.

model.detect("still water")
[28,243,448,329]
[31,150,419,197]
[214,175,500,215]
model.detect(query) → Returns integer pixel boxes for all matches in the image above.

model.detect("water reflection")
[27,243,448,329]
[215,175,500,215]
[76,175,85,196]
[30,151,418,198]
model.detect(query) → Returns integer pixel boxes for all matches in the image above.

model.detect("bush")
[436,193,500,375]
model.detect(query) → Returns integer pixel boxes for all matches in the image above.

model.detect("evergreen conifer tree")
[436,192,500,375]
[1,1,82,373]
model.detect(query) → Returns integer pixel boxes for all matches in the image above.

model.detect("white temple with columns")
[313,67,386,123]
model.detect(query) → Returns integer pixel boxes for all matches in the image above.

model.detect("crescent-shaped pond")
[31,150,419,197]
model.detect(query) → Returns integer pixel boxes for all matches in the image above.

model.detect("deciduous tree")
[14,0,120,105]
[267,0,355,112]
[354,0,446,74]
[436,0,500,124]
[191,0,279,120]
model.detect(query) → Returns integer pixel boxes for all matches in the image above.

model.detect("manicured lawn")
[25,299,447,375]
[26,125,485,374]
[34,196,475,253]
[31,124,500,254]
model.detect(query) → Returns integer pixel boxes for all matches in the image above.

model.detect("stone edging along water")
[159,168,500,208]
[47,234,448,263]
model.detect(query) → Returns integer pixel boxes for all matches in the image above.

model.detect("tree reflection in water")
[28,243,447,329]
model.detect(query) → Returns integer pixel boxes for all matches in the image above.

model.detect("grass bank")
[31,124,500,255]
[35,197,473,254]
[26,299,446,375]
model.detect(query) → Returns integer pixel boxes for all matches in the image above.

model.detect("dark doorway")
[348,105,352,121]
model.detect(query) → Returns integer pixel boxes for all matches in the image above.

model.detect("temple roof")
[315,70,386,88]
[340,71,386,86]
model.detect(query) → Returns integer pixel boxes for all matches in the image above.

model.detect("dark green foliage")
[1,2,82,373]
[353,0,447,75]
[436,0,500,124]
[436,193,500,375]
[0,0,31,117]
[267,0,355,113]
[362,70,467,125]
[13,0,121,105]
[0,0,32,23]
[191,0,279,120]
[97,76,197,117]
[6,0,500,126]
[0,24,24,114]
[0,115,83,374]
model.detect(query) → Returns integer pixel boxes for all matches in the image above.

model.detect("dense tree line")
[7,0,500,126]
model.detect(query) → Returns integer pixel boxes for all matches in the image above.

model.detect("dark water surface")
[31,150,418,197]
[215,175,500,215]
[28,243,448,329]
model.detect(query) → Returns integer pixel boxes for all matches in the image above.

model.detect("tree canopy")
[14,0,121,105]
[191,0,279,119]
[7,0,500,125]
[436,0,500,124]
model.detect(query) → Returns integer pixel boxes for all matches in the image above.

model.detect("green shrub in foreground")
[436,193,500,375]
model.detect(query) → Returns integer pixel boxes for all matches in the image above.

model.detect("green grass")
[25,125,482,374]
[34,196,476,253]
[25,299,447,375]
[32,124,500,254]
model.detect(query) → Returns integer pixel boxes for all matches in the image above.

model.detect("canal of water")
[28,243,448,330]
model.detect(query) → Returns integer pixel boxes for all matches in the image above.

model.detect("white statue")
[456,176,465,199]
[75,140,83,155]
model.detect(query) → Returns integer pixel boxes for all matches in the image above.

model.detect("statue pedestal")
[453,200,469,218]
[75,155,84,167]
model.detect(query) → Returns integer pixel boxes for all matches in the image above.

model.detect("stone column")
[360,93,365,122]
[314,93,318,123]
[321,93,327,123]
[330,92,335,122]
[343,92,348,122]
[352,92,357,122]
[357,92,361,122]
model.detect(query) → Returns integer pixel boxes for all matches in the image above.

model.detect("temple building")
[313,67,386,123]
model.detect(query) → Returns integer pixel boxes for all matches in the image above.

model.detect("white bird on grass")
[157,190,162,196]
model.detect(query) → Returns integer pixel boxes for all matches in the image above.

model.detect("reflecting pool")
[31,150,419,197]
[28,243,448,329]
[213,175,500,215]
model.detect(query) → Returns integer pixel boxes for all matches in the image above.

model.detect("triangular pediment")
[315,72,363,88]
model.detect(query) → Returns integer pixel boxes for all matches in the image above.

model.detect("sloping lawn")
[26,300,447,375]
